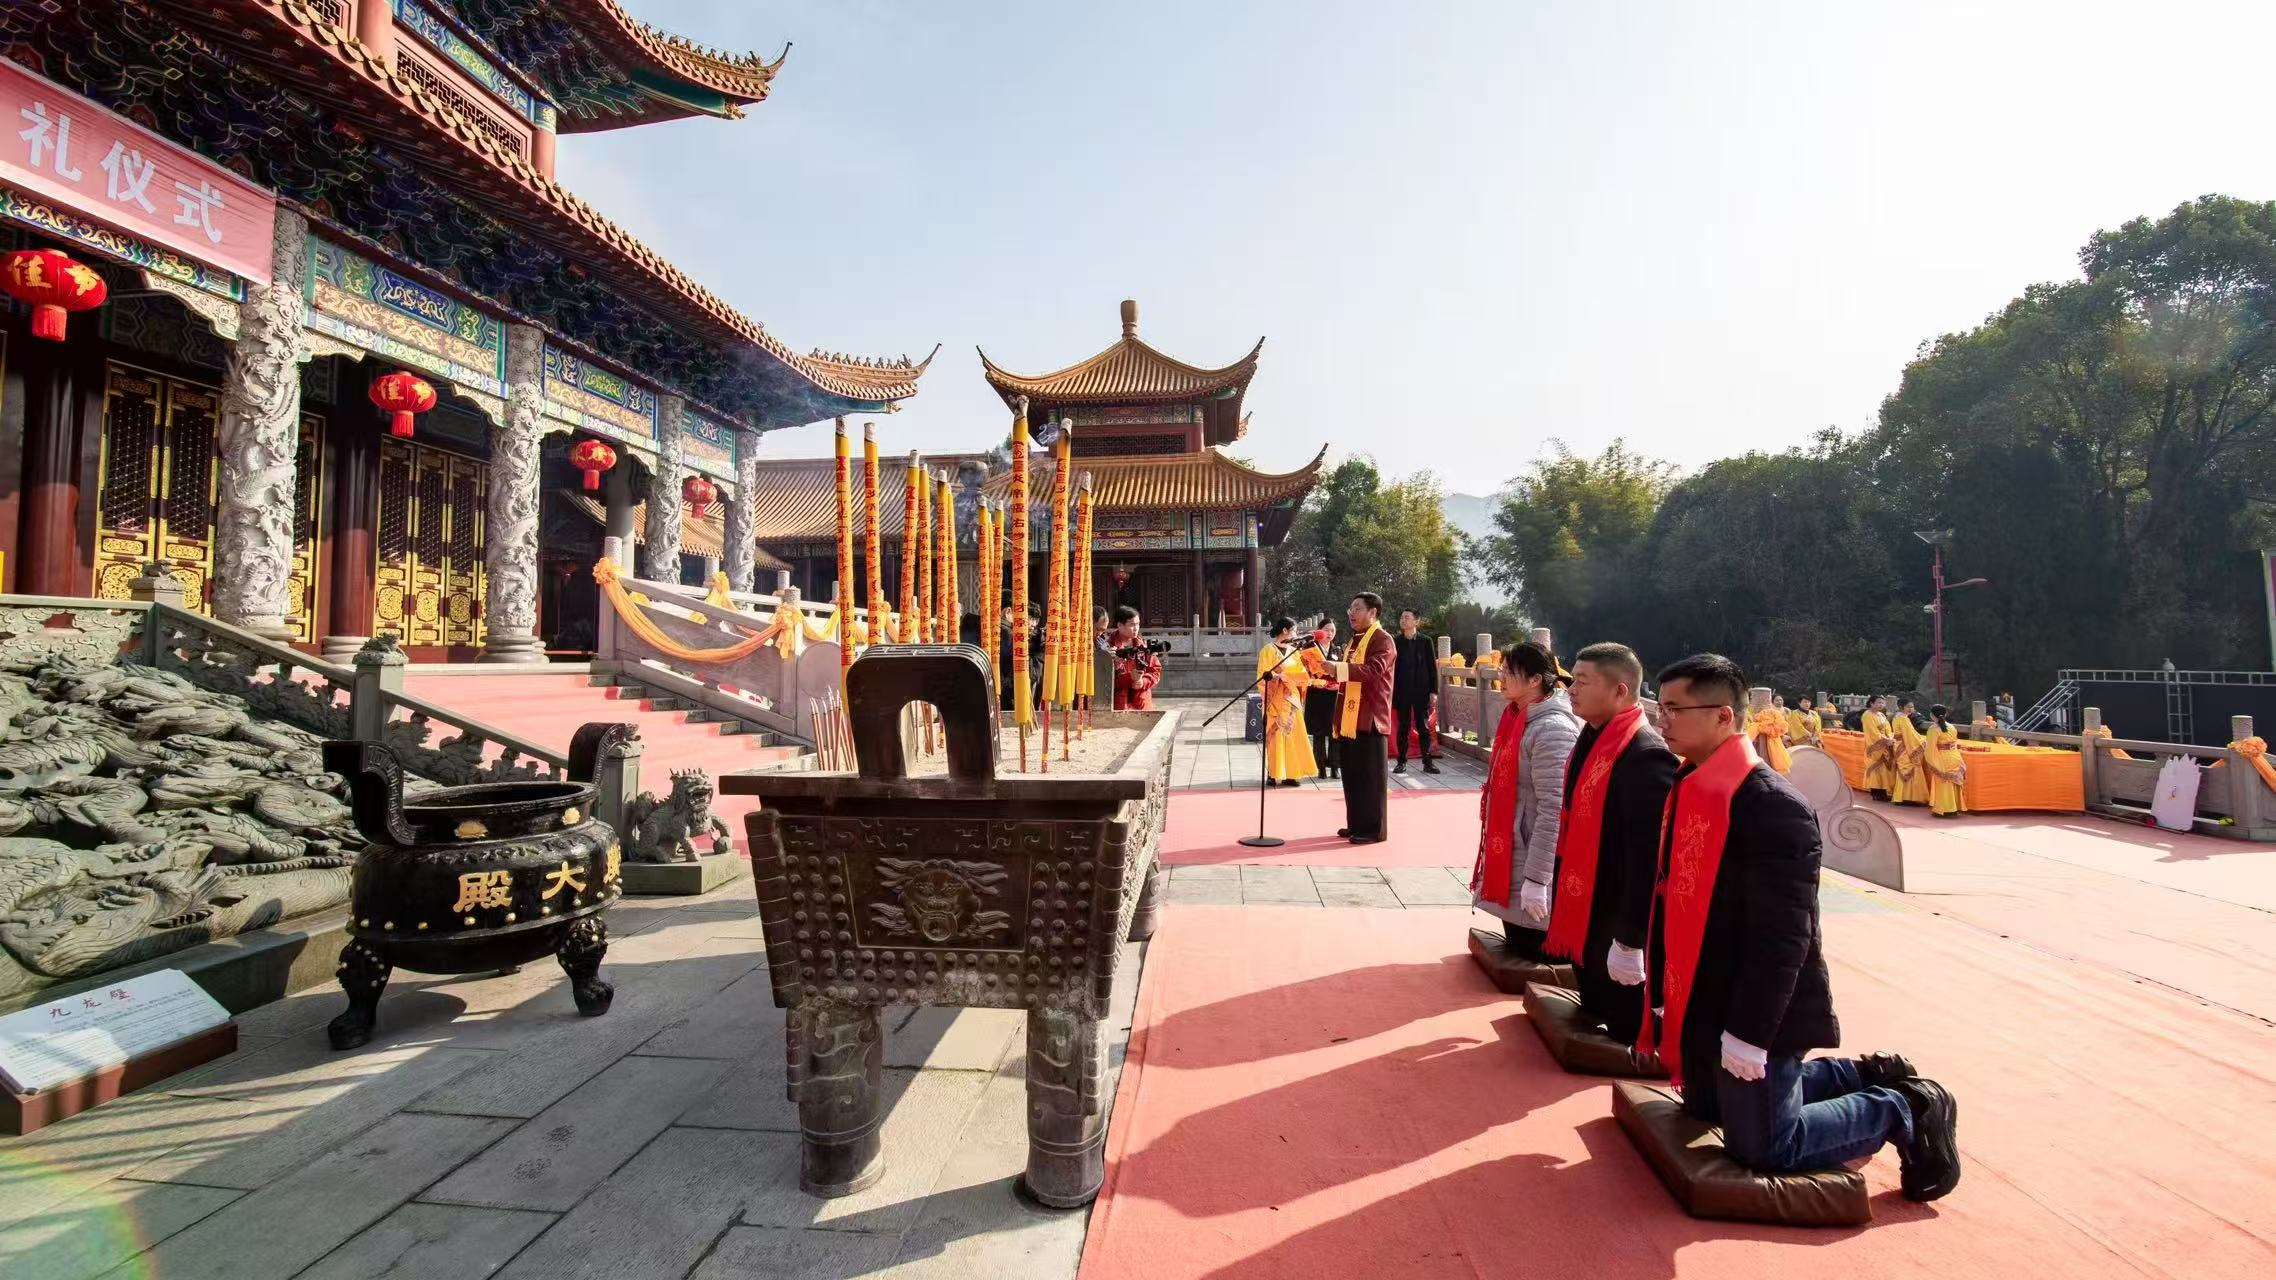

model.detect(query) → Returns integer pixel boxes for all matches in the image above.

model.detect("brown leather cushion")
[1521,982,1667,1078]
[1467,928,1577,994]
[1613,1081,1872,1225]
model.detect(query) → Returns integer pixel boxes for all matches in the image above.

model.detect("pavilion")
[0,0,928,662]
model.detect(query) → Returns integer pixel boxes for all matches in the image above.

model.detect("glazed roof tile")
[738,453,993,542]
[981,447,1326,512]
[978,300,1262,407]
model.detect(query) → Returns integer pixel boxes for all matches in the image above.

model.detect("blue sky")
[561,0,2276,494]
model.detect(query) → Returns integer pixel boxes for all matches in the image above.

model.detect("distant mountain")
[1442,491,1509,604]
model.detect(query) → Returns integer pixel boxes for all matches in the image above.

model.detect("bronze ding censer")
[320,724,634,1049]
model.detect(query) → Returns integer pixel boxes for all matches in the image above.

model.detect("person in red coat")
[1332,591,1397,843]
[1107,605,1161,711]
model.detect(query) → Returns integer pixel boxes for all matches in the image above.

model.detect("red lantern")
[3,248,108,342]
[1111,566,1132,590]
[681,474,717,519]
[569,438,617,491]
[368,371,437,438]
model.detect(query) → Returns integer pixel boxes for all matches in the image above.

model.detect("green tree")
[1477,440,1674,647]
[1264,458,1462,623]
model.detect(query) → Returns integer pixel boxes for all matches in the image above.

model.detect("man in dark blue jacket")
[1635,653,1961,1201]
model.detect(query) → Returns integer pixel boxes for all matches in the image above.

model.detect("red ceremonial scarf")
[1636,733,1757,1088]
[1543,703,1647,960]
[1471,701,1531,909]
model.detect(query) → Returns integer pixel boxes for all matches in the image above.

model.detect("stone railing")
[1957,701,2273,841]
[0,583,641,826]
[595,572,839,746]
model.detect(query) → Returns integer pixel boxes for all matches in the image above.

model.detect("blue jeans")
[1705,1056,1913,1173]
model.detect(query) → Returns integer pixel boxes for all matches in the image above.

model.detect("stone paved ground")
[0,883,1145,1280]
[1155,697,1488,792]
[1165,864,1473,909]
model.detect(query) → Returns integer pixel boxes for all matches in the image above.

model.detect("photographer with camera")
[1108,605,1165,710]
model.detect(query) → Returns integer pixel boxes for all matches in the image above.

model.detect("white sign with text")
[0,969,230,1095]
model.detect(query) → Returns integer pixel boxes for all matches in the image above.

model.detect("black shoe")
[1279,778,1300,787]
[1348,834,1385,845]
[1391,761,1407,775]
[1337,827,1351,838]
[1422,760,1441,774]
[1893,1079,1961,1202]
[1870,789,1890,801]
[1857,1051,1917,1089]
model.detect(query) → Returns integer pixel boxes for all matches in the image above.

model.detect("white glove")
[1720,1032,1769,1082]
[1518,879,1550,923]
[1606,941,1646,986]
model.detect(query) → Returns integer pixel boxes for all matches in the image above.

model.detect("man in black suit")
[1550,642,1679,1045]
[1391,608,1440,774]
[1635,653,1960,1199]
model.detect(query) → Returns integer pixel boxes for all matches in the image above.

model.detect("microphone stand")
[1203,640,1316,848]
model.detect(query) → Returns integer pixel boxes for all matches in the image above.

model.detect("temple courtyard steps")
[402,671,811,856]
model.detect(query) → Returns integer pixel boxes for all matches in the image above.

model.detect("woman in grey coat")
[1469,642,1580,958]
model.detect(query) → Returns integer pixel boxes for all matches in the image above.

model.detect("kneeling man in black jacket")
[1630,653,1961,1201]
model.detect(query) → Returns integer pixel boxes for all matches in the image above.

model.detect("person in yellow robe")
[1256,618,1318,785]
[1786,696,1824,747]
[1860,695,1899,799]
[1890,699,1931,805]
[1922,704,1968,817]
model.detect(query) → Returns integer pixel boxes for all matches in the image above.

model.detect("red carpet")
[1163,789,1479,868]
[1079,902,2276,1280]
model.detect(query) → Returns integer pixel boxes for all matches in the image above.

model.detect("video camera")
[1112,638,1173,661]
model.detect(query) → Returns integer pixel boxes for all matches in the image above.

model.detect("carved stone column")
[213,208,309,642]
[723,427,760,593]
[481,325,547,662]
[641,395,685,581]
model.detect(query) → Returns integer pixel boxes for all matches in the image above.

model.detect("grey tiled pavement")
[0,882,1147,1280]
[1166,863,1474,908]
[1155,697,1488,792]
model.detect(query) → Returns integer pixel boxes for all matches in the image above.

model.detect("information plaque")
[0,969,232,1096]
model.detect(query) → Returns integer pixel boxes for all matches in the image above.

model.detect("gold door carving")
[94,364,219,608]
[375,437,486,649]
[285,415,325,644]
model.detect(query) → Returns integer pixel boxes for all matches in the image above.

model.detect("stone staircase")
[400,670,814,854]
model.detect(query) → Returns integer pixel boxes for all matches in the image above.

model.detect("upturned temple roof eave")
[975,334,1266,407]
[979,445,1327,513]
[544,0,787,131]
[157,0,923,425]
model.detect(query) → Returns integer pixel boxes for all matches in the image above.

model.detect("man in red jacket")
[1332,591,1398,843]
[1637,652,1960,1200]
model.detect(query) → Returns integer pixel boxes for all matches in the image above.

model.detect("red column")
[355,0,396,67]
[18,341,94,596]
[323,412,378,659]
[1243,545,1262,625]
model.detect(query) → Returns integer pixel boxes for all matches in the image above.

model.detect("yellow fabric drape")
[1257,642,1318,781]
[2229,737,2276,792]
[594,559,779,663]
[1891,715,1931,804]
[1336,624,1380,739]
[2082,724,2135,760]
[1923,723,1968,815]
[1748,709,1793,773]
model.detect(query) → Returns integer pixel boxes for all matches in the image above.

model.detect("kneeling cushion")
[1613,1081,1872,1226]
[1467,928,1577,994]
[1522,981,1667,1078]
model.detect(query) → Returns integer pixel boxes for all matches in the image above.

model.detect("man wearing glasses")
[1632,653,1960,1200]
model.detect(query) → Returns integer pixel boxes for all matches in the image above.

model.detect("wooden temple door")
[374,438,486,652]
[284,414,325,643]
[93,363,219,607]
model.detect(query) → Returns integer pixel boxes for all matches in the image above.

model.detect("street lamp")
[1915,529,1987,704]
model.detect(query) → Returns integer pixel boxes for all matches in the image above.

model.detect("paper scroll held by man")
[1470,642,1579,957]
[1333,592,1398,844]
[1543,642,1679,1044]
[1859,695,1899,800]
[1256,618,1318,786]
[1636,653,1960,1199]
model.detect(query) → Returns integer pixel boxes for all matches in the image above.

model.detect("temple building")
[979,301,1323,626]
[0,0,927,661]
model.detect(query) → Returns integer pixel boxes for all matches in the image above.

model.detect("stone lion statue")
[622,768,732,863]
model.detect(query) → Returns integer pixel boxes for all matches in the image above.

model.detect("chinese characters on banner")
[1,60,277,285]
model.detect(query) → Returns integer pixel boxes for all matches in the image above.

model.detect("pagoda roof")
[983,446,1326,513]
[440,1,785,132]
[978,300,1264,408]
[740,452,993,544]
[139,0,929,424]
